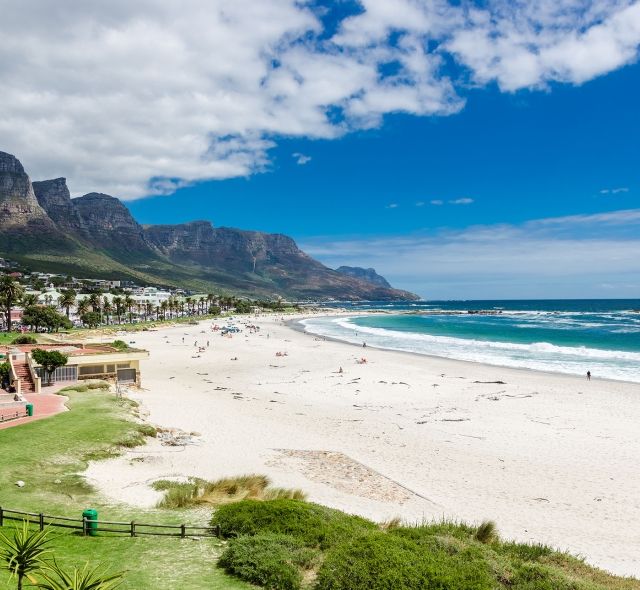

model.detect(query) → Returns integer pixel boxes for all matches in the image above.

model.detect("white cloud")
[415,201,425,207]
[449,197,474,205]
[300,208,640,298]
[430,199,444,205]
[386,203,399,209]
[292,153,312,165]
[600,187,630,194]
[1,1,639,198]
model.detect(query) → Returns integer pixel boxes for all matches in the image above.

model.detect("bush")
[111,340,129,351]
[218,533,318,590]
[211,500,377,550]
[11,335,37,344]
[315,532,494,590]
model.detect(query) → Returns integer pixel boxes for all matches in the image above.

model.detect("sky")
[1,0,639,299]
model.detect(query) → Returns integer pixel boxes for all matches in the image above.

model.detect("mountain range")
[0,151,418,301]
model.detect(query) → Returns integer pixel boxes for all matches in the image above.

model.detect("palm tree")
[102,300,113,326]
[160,300,168,320]
[0,521,51,590]
[35,560,124,590]
[123,295,134,324]
[0,276,25,332]
[21,294,38,307]
[112,297,123,324]
[77,298,90,317]
[185,297,192,316]
[59,289,76,318]
[145,302,154,321]
[88,294,101,323]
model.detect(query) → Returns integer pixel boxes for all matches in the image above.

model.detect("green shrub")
[499,541,554,562]
[137,424,157,437]
[211,499,376,549]
[11,335,37,344]
[510,562,581,590]
[111,340,129,351]
[219,533,318,590]
[86,381,110,390]
[315,532,494,590]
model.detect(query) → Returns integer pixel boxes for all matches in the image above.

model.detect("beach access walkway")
[0,387,68,430]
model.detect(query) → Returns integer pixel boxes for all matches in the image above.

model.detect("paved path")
[0,387,68,430]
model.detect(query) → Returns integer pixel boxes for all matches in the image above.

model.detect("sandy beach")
[85,313,640,578]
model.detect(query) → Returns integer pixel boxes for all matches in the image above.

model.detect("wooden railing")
[0,507,219,538]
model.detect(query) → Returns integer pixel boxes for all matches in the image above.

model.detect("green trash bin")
[82,509,98,536]
[25,403,33,417]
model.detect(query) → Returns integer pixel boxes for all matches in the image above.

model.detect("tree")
[0,276,25,332]
[32,349,68,385]
[59,289,76,318]
[123,295,134,323]
[76,298,90,317]
[80,312,101,328]
[0,521,51,590]
[209,305,221,316]
[22,306,72,333]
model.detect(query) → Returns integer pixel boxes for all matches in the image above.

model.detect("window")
[117,363,130,369]
[106,364,116,374]
[79,365,104,376]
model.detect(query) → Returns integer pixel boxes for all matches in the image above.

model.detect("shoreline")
[84,313,640,578]
[289,314,640,387]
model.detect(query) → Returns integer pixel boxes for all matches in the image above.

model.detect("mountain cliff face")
[72,193,154,258]
[0,153,77,253]
[144,222,418,300]
[335,266,392,288]
[32,177,85,234]
[0,150,418,300]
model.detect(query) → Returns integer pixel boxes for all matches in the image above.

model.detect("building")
[1,343,149,394]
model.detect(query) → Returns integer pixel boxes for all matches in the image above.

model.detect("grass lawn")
[0,389,250,589]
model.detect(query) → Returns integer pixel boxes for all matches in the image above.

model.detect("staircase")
[13,360,36,394]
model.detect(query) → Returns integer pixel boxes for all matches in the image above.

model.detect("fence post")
[130,521,136,538]
[39,513,44,531]
[0,506,3,527]
[83,517,88,536]
[181,524,186,538]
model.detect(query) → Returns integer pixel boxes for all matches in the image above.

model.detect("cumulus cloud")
[301,208,640,298]
[1,0,639,198]
[449,197,474,205]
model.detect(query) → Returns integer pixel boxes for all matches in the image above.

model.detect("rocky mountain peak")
[0,151,25,174]
[336,266,392,288]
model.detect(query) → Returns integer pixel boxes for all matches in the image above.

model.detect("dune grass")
[214,500,640,590]
[152,475,307,509]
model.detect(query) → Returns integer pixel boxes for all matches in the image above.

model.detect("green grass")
[213,501,640,590]
[0,389,252,590]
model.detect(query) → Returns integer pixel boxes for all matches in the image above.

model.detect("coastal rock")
[335,266,392,288]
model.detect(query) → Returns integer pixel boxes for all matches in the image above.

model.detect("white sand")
[85,313,640,578]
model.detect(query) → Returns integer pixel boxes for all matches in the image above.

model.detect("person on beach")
[587,370,591,381]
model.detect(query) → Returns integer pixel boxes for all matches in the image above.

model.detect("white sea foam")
[300,316,640,383]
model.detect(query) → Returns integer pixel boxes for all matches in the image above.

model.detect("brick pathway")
[0,386,69,430]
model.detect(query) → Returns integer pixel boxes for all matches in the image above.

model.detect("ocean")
[300,300,640,383]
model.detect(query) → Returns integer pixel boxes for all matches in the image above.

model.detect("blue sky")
[2,0,640,298]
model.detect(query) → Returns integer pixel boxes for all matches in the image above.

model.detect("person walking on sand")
[587,370,591,381]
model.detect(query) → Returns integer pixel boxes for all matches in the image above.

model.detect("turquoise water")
[300,300,640,383]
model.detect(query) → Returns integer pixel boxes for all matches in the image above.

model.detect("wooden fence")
[0,507,220,538]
